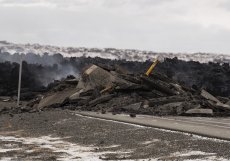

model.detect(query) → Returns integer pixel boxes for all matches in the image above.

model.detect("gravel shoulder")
[0,110,230,160]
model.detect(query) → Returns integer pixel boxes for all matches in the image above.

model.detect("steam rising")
[0,51,79,86]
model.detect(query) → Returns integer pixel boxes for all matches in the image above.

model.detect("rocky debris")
[200,89,230,111]
[88,94,115,108]
[0,75,79,114]
[37,76,78,109]
[0,96,11,102]
[37,89,77,109]
[185,108,213,116]
[148,96,189,106]
[129,113,137,118]
[1,55,230,99]
[201,89,221,103]
[34,64,229,117]
[1,63,230,117]
[226,100,230,106]
[216,96,230,104]
[120,102,142,113]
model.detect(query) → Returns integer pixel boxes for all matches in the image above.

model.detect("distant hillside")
[0,41,230,63]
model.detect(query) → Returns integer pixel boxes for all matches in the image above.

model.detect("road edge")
[75,111,230,141]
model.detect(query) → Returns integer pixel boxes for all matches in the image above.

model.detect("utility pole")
[17,58,22,107]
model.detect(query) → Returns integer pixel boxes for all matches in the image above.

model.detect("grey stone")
[186,108,213,115]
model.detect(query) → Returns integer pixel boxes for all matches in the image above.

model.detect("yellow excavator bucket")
[145,58,159,76]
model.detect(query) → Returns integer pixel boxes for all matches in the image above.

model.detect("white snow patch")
[0,158,12,161]
[184,156,230,161]
[103,144,121,148]
[157,150,228,161]
[1,41,230,63]
[173,151,215,157]
[0,148,22,153]
[191,135,230,143]
[141,139,160,145]
[0,135,132,161]
[0,134,228,161]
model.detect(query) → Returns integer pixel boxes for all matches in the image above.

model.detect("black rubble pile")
[0,75,79,115]
[1,63,230,117]
[1,54,230,97]
[0,61,47,99]
[34,64,230,117]
[155,58,230,97]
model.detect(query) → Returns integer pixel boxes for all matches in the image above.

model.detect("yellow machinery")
[145,58,159,76]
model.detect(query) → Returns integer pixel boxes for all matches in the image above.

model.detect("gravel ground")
[0,109,230,160]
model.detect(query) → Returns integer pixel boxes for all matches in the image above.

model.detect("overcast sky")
[1,0,230,54]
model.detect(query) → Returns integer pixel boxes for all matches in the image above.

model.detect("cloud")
[0,0,230,54]
[0,0,98,8]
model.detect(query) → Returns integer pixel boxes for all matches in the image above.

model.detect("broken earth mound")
[29,64,230,117]
[2,64,230,117]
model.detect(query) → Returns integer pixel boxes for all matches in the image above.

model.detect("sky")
[1,0,230,54]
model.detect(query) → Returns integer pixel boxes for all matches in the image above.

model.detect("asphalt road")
[76,112,230,141]
[0,110,230,160]
[164,116,230,129]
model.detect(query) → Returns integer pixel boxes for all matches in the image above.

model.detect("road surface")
[0,110,229,160]
[76,111,230,141]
